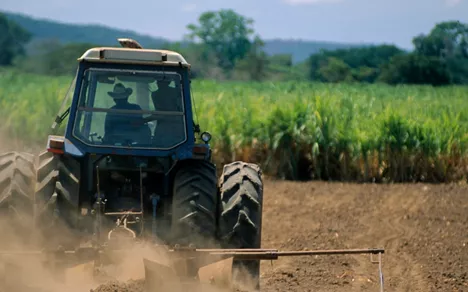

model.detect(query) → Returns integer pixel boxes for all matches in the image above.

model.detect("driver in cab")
[104,83,151,145]
[150,79,180,112]
[148,78,183,147]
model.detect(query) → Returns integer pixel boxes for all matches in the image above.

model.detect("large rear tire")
[0,152,36,248]
[34,150,81,249]
[171,160,218,247]
[34,151,58,244]
[218,161,264,291]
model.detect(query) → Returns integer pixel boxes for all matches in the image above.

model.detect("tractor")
[0,39,263,290]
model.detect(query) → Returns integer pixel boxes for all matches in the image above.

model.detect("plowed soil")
[259,179,468,292]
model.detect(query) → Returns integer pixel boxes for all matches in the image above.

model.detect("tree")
[186,9,256,72]
[413,21,468,59]
[233,36,269,81]
[0,13,31,66]
[378,54,451,86]
[160,41,226,80]
[318,57,354,83]
[412,21,468,84]
[308,45,405,83]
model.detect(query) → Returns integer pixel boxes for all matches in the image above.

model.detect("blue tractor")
[0,39,263,289]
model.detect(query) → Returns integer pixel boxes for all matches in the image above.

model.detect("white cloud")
[181,3,197,12]
[283,0,344,5]
[445,0,462,6]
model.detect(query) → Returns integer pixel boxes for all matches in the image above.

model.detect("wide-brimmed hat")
[108,83,133,99]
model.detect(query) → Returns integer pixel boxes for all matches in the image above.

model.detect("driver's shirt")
[104,102,146,144]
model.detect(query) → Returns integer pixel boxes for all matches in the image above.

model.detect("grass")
[1,69,467,182]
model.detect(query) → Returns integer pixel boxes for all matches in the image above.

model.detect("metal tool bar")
[191,248,279,252]
[0,247,383,256]
[104,211,144,216]
[167,247,279,252]
[271,248,384,256]
[168,248,384,256]
[0,251,45,255]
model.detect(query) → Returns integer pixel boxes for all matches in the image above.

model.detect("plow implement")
[0,244,385,292]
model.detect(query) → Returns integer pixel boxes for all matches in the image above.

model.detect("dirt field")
[259,179,468,292]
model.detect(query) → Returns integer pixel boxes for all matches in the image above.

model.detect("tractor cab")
[38,39,215,247]
[49,39,211,158]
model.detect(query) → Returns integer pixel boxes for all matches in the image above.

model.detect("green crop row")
[1,70,467,182]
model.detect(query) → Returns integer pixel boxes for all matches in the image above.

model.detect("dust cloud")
[0,130,42,154]
[0,196,101,292]
[0,216,245,292]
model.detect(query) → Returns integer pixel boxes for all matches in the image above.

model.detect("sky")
[1,0,468,49]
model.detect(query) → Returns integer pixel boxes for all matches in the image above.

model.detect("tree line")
[1,10,467,86]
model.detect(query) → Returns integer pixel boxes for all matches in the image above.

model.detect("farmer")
[104,83,151,145]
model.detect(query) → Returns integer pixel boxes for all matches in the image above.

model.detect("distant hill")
[262,39,361,63]
[3,10,363,63]
[3,11,168,49]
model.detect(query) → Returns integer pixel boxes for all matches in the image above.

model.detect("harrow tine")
[378,252,384,292]
[143,258,180,291]
[198,257,233,288]
[370,251,385,292]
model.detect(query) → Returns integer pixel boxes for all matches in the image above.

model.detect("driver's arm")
[104,105,118,141]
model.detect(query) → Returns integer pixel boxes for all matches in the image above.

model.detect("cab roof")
[77,39,190,68]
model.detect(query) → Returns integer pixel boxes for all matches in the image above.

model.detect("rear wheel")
[34,150,81,249]
[218,161,264,291]
[0,152,36,248]
[171,160,218,247]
